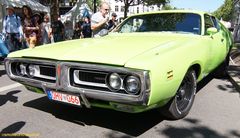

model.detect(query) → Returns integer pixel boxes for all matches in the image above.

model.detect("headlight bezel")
[106,73,123,91]
[17,63,27,76]
[27,64,40,78]
[106,72,142,95]
[123,75,141,95]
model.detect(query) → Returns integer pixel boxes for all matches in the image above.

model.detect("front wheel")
[161,69,197,120]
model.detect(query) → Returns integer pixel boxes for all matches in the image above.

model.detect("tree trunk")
[124,4,129,18]
[50,0,59,22]
[94,0,97,13]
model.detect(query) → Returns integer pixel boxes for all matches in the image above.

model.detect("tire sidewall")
[169,69,197,119]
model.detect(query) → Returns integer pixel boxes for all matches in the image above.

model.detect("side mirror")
[206,27,218,35]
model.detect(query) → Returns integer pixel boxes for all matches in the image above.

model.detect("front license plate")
[47,90,81,106]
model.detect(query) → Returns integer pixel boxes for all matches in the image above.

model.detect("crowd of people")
[1,2,118,57]
[2,5,53,52]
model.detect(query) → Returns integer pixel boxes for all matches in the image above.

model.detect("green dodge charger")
[4,10,233,119]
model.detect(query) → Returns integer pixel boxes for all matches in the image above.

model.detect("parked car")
[4,10,233,119]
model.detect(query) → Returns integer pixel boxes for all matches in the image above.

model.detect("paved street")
[0,64,240,138]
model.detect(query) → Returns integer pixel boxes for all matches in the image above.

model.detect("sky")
[171,0,225,12]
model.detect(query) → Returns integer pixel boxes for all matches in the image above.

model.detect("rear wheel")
[161,69,197,120]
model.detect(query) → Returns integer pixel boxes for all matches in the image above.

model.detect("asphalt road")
[0,64,240,138]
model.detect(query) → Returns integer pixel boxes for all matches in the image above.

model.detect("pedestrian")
[51,14,65,43]
[81,16,92,38]
[33,13,42,45]
[91,2,110,37]
[72,21,82,39]
[64,20,73,40]
[108,12,118,31]
[22,5,39,48]
[41,14,52,44]
[2,6,24,52]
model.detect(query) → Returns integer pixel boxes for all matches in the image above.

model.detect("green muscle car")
[4,10,233,119]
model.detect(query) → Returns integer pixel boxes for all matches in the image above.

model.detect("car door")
[211,16,228,61]
[204,14,227,72]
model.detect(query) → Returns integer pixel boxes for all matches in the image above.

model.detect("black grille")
[40,66,56,77]
[78,70,107,84]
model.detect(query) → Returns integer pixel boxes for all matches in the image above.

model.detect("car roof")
[129,10,211,17]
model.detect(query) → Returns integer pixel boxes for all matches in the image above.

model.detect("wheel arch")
[189,64,201,80]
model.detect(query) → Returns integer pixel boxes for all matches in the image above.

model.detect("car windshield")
[116,13,201,35]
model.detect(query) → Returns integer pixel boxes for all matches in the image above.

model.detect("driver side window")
[204,15,215,35]
[119,18,145,33]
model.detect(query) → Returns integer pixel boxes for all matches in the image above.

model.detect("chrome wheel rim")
[176,73,196,113]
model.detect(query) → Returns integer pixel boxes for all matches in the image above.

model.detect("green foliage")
[145,0,170,6]
[86,0,101,11]
[213,0,234,21]
[162,4,176,10]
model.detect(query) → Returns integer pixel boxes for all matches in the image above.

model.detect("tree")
[213,0,234,21]
[86,0,101,12]
[38,0,59,22]
[162,4,176,10]
[50,0,60,22]
[115,0,170,18]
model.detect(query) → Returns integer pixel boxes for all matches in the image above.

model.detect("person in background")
[22,5,39,48]
[2,6,23,52]
[91,2,110,37]
[33,13,42,45]
[81,16,92,38]
[64,20,73,40]
[51,14,65,42]
[41,14,52,44]
[72,21,82,39]
[108,12,118,31]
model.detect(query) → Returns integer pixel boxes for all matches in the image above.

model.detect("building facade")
[37,0,161,20]
[107,0,160,20]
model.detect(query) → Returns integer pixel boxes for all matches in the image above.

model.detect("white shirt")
[91,12,108,37]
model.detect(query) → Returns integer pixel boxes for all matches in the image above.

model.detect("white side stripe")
[0,83,22,92]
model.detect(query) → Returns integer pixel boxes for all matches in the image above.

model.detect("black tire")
[160,69,197,120]
[212,54,230,78]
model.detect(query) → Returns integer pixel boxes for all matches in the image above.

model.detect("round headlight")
[124,76,141,94]
[19,64,27,76]
[107,73,122,91]
[28,64,35,77]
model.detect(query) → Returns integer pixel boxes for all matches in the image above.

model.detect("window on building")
[115,5,119,12]
[121,6,124,12]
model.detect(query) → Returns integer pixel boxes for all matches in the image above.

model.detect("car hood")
[8,33,196,66]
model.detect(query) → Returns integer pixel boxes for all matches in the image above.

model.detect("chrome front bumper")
[5,58,151,106]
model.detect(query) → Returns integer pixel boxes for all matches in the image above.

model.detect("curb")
[227,66,240,92]
[228,48,240,92]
